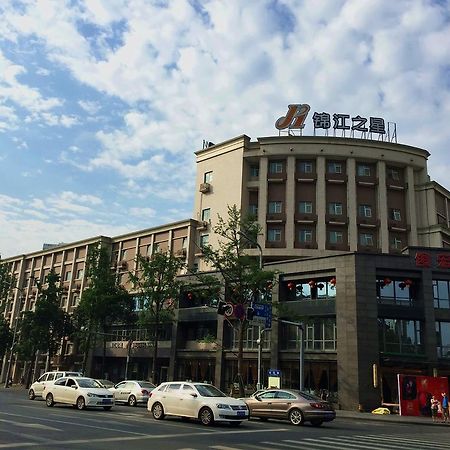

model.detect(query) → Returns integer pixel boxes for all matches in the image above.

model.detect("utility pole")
[256,328,270,390]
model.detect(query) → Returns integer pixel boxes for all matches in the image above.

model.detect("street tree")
[0,256,14,361]
[75,245,134,377]
[197,205,277,397]
[129,251,186,384]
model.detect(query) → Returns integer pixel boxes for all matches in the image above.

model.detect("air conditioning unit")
[197,221,209,231]
[199,183,211,193]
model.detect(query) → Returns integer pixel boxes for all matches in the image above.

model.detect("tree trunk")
[237,319,245,397]
[152,322,159,385]
[102,334,107,379]
[81,331,92,376]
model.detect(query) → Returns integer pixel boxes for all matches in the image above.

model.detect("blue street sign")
[251,303,272,328]
[268,369,281,377]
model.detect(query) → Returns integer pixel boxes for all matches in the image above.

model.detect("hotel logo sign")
[275,103,397,143]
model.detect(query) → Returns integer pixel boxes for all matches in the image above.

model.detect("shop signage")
[108,341,152,349]
[415,251,450,269]
[275,103,396,141]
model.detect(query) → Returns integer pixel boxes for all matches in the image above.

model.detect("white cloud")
[78,100,101,115]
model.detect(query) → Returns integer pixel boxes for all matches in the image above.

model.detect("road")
[0,388,448,450]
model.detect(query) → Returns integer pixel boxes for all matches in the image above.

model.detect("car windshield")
[195,384,226,397]
[77,379,101,389]
[97,379,114,388]
[295,391,321,401]
[139,382,156,389]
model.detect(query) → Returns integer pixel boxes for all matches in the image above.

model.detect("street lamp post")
[125,338,133,380]
[256,327,270,390]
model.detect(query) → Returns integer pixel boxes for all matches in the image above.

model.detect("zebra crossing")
[182,434,448,450]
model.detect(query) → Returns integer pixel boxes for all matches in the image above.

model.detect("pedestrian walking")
[431,395,439,422]
[441,392,449,423]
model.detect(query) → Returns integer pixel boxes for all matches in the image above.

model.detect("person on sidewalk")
[441,392,449,423]
[431,395,440,422]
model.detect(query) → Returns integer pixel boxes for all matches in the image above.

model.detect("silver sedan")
[109,380,156,406]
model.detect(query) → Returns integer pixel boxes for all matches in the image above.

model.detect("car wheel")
[288,408,304,426]
[76,396,86,410]
[45,393,54,407]
[28,389,35,400]
[152,402,165,420]
[103,406,112,411]
[229,421,242,427]
[311,419,323,427]
[128,395,137,407]
[199,407,214,426]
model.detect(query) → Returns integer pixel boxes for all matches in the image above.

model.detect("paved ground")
[1,386,449,450]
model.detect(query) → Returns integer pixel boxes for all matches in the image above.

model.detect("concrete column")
[258,157,268,248]
[421,270,437,366]
[285,156,296,250]
[347,158,357,251]
[215,316,225,390]
[168,309,179,381]
[406,166,418,246]
[316,157,326,249]
[377,161,389,253]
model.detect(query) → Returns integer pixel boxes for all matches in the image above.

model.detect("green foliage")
[0,315,12,360]
[0,256,16,314]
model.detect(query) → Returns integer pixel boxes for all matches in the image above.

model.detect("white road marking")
[359,434,449,448]
[0,444,37,449]
[0,418,61,431]
[262,442,302,449]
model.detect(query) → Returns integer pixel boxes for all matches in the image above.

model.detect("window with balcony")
[267,228,282,242]
[64,271,72,282]
[387,168,400,181]
[286,279,336,301]
[280,319,337,351]
[357,164,371,176]
[359,233,374,246]
[378,318,423,355]
[204,171,213,183]
[269,161,283,174]
[377,277,416,305]
[328,202,343,215]
[327,162,342,174]
[268,201,282,214]
[298,230,312,243]
[391,209,402,221]
[249,165,259,177]
[436,321,450,358]
[433,280,450,309]
[201,208,211,221]
[359,204,372,217]
[299,201,313,214]
[298,161,313,173]
[329,231,343,244]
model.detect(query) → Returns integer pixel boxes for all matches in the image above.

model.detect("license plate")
[103,399,112,404]
[237,411,246,416]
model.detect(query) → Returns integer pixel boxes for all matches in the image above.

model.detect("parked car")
[44,376,114,410]
[28,371,83,400]
[148,381,249,426]
[109,380,156,406]
[94,379,115,389]
[244,388,335,426]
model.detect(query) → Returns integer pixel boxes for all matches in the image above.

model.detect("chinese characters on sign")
[275,103,397,142]
[415,251,450,269]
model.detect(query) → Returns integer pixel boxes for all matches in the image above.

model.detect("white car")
[109,380,156,406]
[28,371,82,400]
[148,382,249,426]
[44,376,115,410]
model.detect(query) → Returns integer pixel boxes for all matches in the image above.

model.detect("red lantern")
[267,282,273,290]
[187,292,193,300]
[404,279,413,287]
[309,280,316,288]
[287,282,295,291]
[330,277,336,286]
[383,278,391,286]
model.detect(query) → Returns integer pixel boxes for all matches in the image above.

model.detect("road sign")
[224,303,234,317]
[268,369,281,377]
[250,303,272,328]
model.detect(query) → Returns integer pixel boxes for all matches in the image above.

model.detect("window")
[232,324,270,350]
[378,318,423,355]
[76,269,83,280]
[249,204,258,216]
[250,165,259,177]
[121,249,128,260]
[328,203,343,215]
[359,204,372,217]
[204,171,213,183]
[436,321,450,358]
[359,233,374,246]
[267,228,282,242]
[327,162,342,174]
[201,208,211,221]
[298,230,312,243]
[268,201,282,214]
[298,161,313,173]
[391,237,403,250]
[357,164,371,176]
[199,234,209,248]
[71,295,79,307]
[433,280,450,309]
[269,161,283,174]
[391,209,402,221]
[47,373,55,381]
[183,384,195,392]
[276,391,296,400]
[287,279,336,301]
[299,201,313,214]
[64,271,72,282]
[54,378,66,386]
[153,243,160,253]
[377,278,416,305]
[329,231,343,244]
[281,319,337,351]
[388,168,400,180]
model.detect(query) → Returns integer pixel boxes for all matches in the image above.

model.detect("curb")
[336,411,448,426]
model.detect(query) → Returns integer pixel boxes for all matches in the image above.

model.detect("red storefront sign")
[415,251,450,269]
[398,374,449,417]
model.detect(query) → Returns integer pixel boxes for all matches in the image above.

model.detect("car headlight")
[86,393,96,397]
[216,403,231,409]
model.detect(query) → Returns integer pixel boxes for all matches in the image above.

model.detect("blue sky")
[1,0,450,257]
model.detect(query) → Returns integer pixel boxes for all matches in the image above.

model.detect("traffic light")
[217,301,228,315]
[246,307,255,321]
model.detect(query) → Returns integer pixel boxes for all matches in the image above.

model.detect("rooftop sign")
[275,103,397,143]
